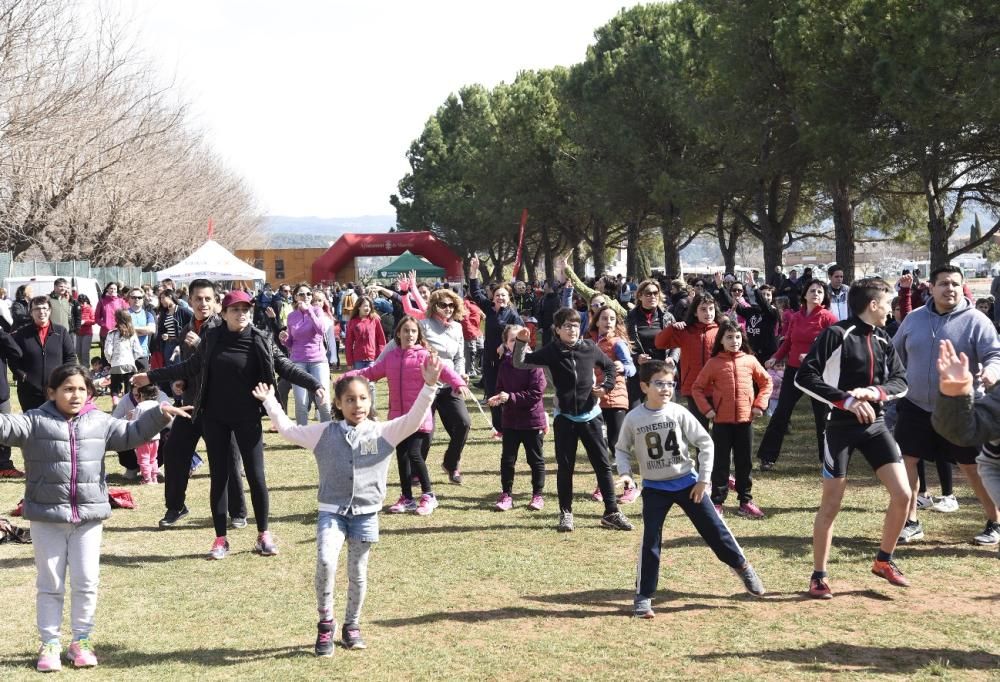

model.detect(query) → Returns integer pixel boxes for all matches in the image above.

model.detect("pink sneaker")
[66,638,98,668]
[414,493,438,516]
[527,494,544,511]
[491,431,503,441]
[494,492,513,511]
[591,487,604,502]
[388,496,416,514]
[36,641,61,672]
[738,501,765,519]
[714,504,724,517]
[618,483,640,504]
[727,475,736,491]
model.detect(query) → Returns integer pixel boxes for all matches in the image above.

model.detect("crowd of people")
[2,260,1000,669]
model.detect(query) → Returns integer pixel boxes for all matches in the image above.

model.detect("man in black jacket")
[0,327,23,477]
[10,296,77,411]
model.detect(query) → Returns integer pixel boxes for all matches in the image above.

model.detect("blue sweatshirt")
[893,297,1000,412]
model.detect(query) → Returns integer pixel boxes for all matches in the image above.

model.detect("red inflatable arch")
[311,232,464,283]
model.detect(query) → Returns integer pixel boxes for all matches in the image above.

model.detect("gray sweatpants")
[978,454,1000,511]
[31,519,102,643]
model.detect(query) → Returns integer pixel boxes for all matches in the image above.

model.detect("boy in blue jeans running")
[616,360,765,618]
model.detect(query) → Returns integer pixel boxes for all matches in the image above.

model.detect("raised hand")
[251,382,274,402]
[422,354,443,386]
[515,328,530,343]
[938,339,973,396]
[897,273,913,289]
[469,256,480,279]
[131,373,150,387]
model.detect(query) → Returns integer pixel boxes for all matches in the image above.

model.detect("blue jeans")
[293,361,332,426]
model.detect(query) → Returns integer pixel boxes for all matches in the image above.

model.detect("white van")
[3,276,102,311]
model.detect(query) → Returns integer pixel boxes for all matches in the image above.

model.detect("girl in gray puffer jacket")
[0,363,190,672]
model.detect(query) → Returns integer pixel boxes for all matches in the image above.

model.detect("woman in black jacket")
[134,291,324,560]
[625,279,676,407]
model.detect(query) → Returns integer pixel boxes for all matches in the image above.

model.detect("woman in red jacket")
[654,292,722,430]
[756,279,836,469]
[693,319,772,518]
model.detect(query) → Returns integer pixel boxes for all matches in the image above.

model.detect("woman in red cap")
[134,290,327,559]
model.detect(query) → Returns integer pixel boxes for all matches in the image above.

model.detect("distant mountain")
[262,215,396,236]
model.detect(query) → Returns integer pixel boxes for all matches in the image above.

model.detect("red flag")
[511,209,529,280]
[207,217,214,238]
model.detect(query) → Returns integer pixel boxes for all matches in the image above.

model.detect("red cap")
[221,290,253,309]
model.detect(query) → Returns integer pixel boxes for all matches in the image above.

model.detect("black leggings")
[202,418,268,538]
[397,432,432,499]
[711,422,753,505]
[601,408,626,453]
[917,458,955,497]
[420,387,472,473]
[756,365,829,463]
[500,429,545,494]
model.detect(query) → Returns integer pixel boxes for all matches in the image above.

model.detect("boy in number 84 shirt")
[616,359,765,619]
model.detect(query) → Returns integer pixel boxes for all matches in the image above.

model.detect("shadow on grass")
[102,552,205,567]
[689,642,1000,674]
[1,644,311,670]
[659,534,990,560]
[373,596,713,625]
[0,556,34,569]
[380,523,551,536]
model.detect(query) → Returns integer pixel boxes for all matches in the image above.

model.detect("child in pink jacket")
[345,315,466,516]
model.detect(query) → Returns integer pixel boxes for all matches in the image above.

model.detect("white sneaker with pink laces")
[414,493,438,516]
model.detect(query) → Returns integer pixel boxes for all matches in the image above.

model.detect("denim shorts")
[317,510,379,543]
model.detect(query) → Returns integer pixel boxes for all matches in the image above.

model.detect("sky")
[111,0,639,219]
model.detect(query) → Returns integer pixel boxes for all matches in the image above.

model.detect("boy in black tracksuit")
[793,277,913,599]
[513,307,633,533]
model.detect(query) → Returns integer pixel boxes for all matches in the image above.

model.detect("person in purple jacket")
[280,283,333,425]
[488,324,548,511]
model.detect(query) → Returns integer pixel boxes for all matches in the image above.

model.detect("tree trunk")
[660,202,682,278]
[715,199,739,275]
[925,177,950,270]
[831,177,856,282]
[590,220,608,277]
[571,244,584,275]
[761,224,785,281]
[541,229,555,283]
[626,217,641,279]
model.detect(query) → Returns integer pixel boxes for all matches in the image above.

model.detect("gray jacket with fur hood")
[0,400,170,523]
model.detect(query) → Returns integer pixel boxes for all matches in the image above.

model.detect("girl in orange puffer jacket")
[692,319,773,519]
[588,306,637,504]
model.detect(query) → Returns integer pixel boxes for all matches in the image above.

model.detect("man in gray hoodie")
[893,265,1000,546]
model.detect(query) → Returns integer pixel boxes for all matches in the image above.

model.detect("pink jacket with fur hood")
[345,345,465,432]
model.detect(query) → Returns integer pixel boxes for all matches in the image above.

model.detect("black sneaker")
[341,624,367,650]
[759,461,774,471]
[441,464,462,485]
[315,620,335,657]
[601,511,634,531]
[158,506,189,529]
[229,516,248,529]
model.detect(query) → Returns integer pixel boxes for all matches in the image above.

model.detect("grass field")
[0,389,998,681]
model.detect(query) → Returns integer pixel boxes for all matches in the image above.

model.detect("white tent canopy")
[157,240,265,283]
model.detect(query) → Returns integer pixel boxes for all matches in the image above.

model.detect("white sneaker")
[930,494,959,513]
[915,494,934,510]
